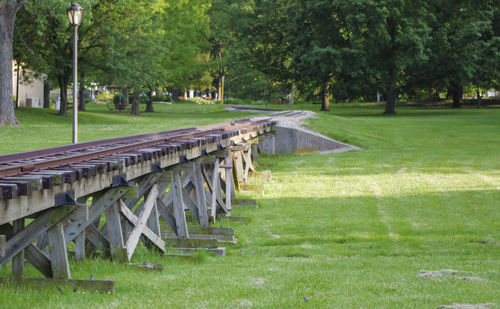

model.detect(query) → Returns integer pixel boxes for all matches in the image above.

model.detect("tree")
[0,0,26,126]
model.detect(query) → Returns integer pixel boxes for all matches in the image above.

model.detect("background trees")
[1,0,499,125]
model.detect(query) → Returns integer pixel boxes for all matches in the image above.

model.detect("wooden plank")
[210,159,220,223]
[232,198,258,208]
[0,184,18,199]
[119,200,165,254]
[74,232,85,262]
[232,151,245,186]
[85,225,110,256]
[182,188,199,223]
[25,244,52,278]
[156,197,177,234]
[0,235,5,257]
[193,162,209,227]
[12,219,24,280]
[163,238,218,249]
[172,170,188,238]
[63,187,129,246]
[67,204,89,221]
[47,222,71,280]
[105,200,127,263]
[251,143,259,163]
[125,184,159,260]
[240,184,265,194]
[3,176,43,191]
[188,226,235,236]
[0,277,115,294]
[225,153,233,212]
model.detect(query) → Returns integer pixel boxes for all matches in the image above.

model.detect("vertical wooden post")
[211,159,220,223]
[193,163,209,227]
[74,231,85,262]
[105,200,127,263]
[12,219,24,280]
[225,153,233,212]
[47,222,71,280]
[173,169,189,238]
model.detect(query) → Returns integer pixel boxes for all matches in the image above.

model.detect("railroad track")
[0,117,275,201]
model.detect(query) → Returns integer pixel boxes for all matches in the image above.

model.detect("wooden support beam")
[25,244,52,278]
[47,222,70,280]
[0,235,5,257]
[156,197,177,235]
[233,151,245,186]
[105,201,127,263]
[119,199,165,257]
[12,219,24,280]
[193,162,209,227]
[85,225,110,257]
[0,205,77,267]
[181,188,199,223]
[172,169,189,238]
[163,237,218,249]
[74,232,85,262]
[210,159,220,223]
[124,184,159,261]
[225,153,234,212]
[0,277,115,294]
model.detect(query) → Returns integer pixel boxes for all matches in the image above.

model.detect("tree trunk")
[171,89,179,102]
[130,90,140,115]
[321,80,330,111]
[58,75,68,117]
[145,87,154,112]
[476,88,481,109]
[290,89,295,104]
[43,80,50,108]
[0,2,22,126]
[78,72,85,111]
[184,90,188,100]
[384,84,397,114]
[450,83,463,108]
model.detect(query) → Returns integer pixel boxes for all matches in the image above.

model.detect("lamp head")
[67,3,84,26]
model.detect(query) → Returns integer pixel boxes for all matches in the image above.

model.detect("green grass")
[0,102,499,308]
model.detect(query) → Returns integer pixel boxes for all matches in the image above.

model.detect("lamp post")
[67,3,84,144]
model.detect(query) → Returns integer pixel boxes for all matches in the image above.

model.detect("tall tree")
[0,0,26,126]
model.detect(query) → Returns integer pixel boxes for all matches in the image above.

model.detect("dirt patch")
[251,278,265,285]
[436,303,495,309]
[418,269,471,278]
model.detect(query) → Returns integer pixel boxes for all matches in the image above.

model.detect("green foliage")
[113,94,124,104]
[152,94,171,102]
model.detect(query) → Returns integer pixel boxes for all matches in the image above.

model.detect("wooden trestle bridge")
[0,116,277,293]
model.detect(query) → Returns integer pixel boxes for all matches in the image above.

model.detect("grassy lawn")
[0,103,499,308]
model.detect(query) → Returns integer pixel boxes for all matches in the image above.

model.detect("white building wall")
[12,61,45,107]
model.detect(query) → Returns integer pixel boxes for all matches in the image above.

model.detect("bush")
[152,94,171,102]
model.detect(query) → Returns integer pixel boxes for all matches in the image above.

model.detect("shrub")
[152,94,171,102]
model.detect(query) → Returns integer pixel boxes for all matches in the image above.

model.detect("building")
[12,61,45,108]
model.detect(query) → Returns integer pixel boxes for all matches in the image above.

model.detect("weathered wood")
[63,187,129,246]
[105,200,127,262]
[163,237,218,248]
[172,169,188,238]
[0,277,115,294]
[119,199,165,255]
[0,205,77,267]
[0,183,18,199]
[188,226,235,236]
[225,153,233,211]
[232,151,245,186]
[210,159,220,222]
[156,197,177,234]
[251,143,259,163]
[240,184,265,194]
[163,253,197,262]
[24,244,52,278]
[248,170,272,182]
[85,225,110,256]
[67,204,89,221]
[12,219,24,280]
[182,187,199,223]
[3,176,43,191]
[0,235,5,257]
[74,232,85,262]
[193,162,209,227]
[125,184,159,260]
[47,222,71,280]
[232,198,258,208]
[178,247,226,256]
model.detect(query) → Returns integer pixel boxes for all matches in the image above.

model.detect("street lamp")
[67,3,84,144]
